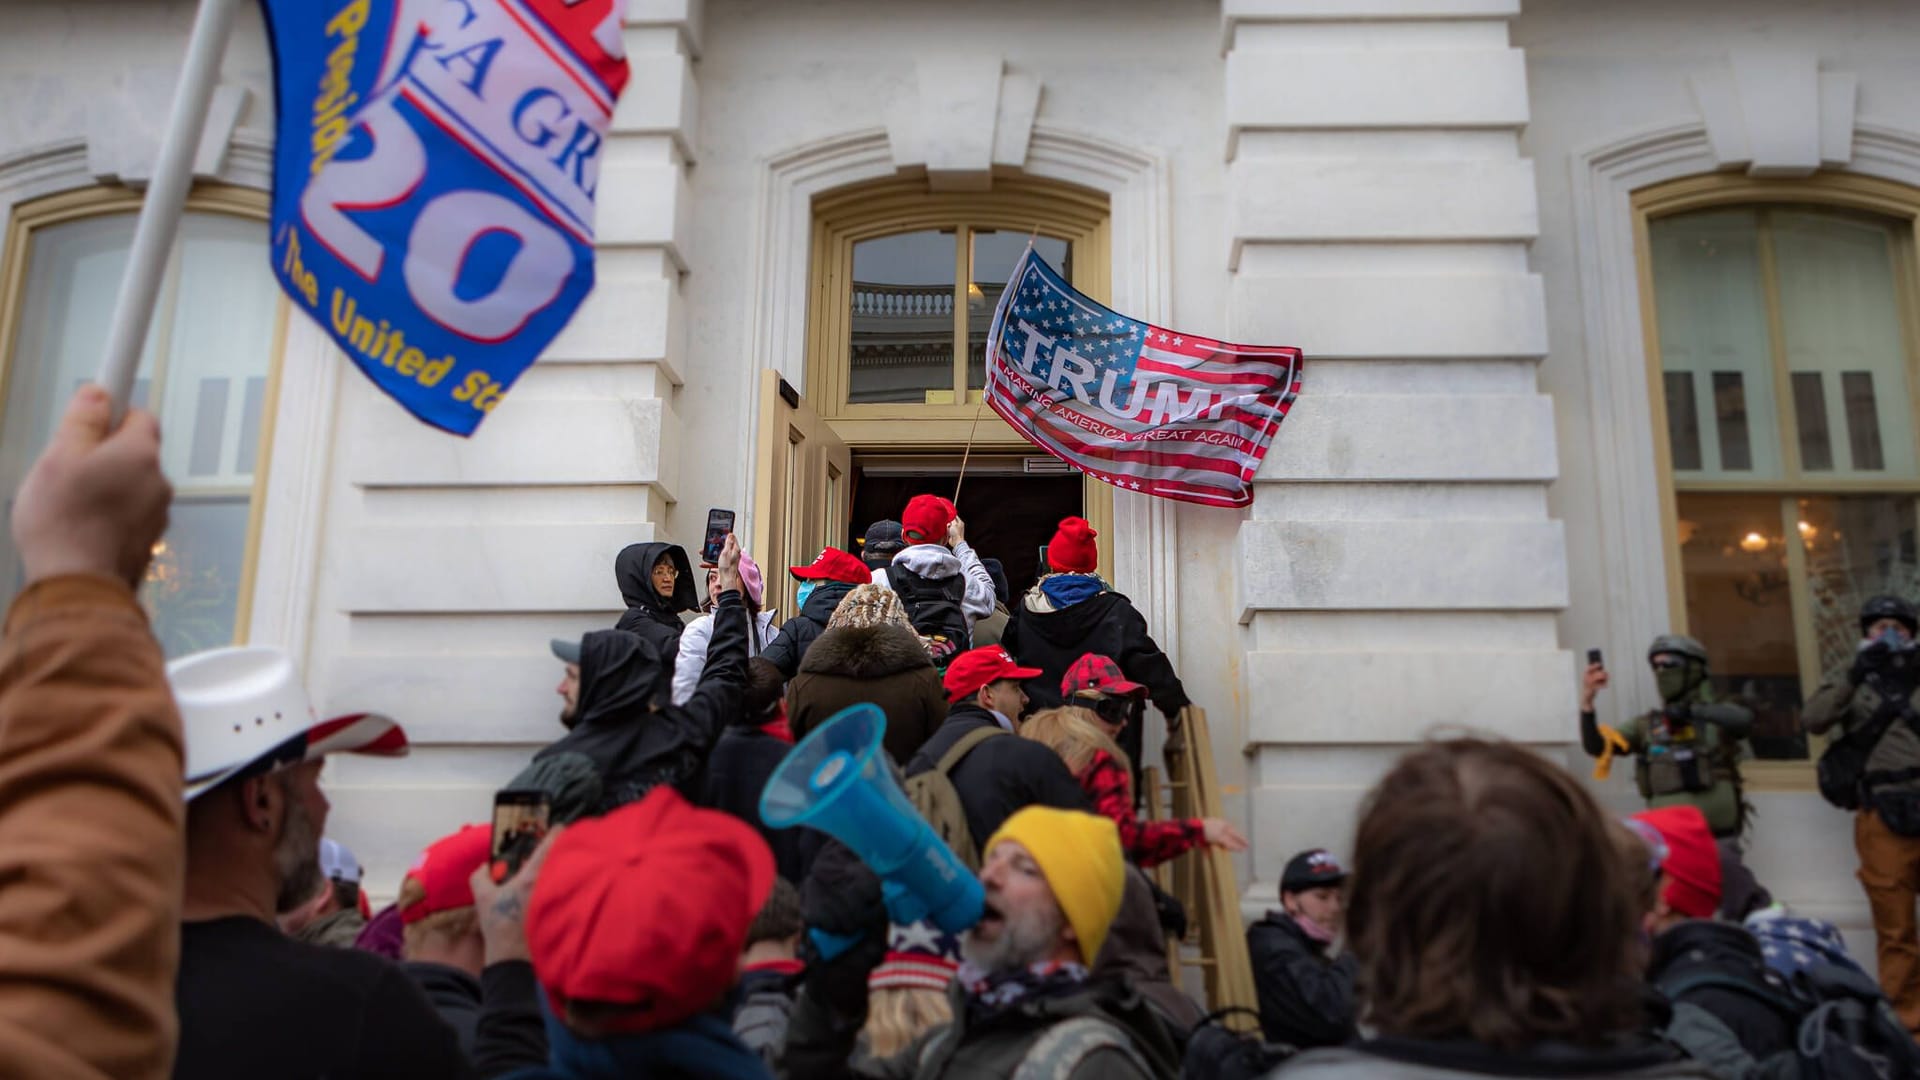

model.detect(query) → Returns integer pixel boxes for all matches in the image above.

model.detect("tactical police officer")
[1579,634,1754,840]
[1804,594,1920,1032]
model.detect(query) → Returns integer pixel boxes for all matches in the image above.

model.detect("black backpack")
[1817,685,1916,811]
[888,562,970,657]
[1180,1008,1295,1080]
[1660,962,1920,1079]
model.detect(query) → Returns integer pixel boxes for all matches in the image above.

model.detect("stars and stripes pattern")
[983,248,1303,508]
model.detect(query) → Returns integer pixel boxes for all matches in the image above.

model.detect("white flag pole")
[95,0,244,422]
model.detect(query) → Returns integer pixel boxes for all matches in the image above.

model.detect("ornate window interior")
[1638,174,1920,770]
[0,186,283,655]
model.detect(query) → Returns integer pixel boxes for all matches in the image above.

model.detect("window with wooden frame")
[0,186,284,655]
[1638,174,1920,777]
[807,176,1110,441]
[802,174,1116,569]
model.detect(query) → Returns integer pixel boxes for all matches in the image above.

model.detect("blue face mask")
[796,581,819,609]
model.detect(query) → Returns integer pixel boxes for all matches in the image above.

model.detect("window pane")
[1665,371,1703,470]
[1675,494,1805,760]
[1774,210,1914,478]
[968,231,1070,392]
[145,497,251,656]
[1790,371,1833,471]
[848,230,956,404]
[1801,494,1920,681]
[0,211,275,655]
[1711,371,1753,471]
[1649,210,1783,480]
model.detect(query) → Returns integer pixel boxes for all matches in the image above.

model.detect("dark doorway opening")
[847,459,1081,596]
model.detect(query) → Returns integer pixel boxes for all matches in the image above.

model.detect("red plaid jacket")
[1079,749,1205,868]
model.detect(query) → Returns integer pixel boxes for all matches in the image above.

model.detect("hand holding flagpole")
[95,0,243,423]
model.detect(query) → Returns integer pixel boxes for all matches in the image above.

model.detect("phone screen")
[1587,648,1604,667]
[702,509,737,565]
[491,789,551,884]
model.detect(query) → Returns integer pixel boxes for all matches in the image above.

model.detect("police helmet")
[1646,633,1709,665]
[1859,594,1919,636]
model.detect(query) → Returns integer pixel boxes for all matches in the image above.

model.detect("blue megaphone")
[760,703,984,957]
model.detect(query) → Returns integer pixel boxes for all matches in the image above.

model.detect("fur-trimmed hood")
[797,622,931,679]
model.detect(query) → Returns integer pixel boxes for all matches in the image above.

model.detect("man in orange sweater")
[0,385,180,1078]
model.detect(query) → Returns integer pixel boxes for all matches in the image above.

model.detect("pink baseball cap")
[739,553,765,607]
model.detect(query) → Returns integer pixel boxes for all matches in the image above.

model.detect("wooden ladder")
[1144,705,1259,1027]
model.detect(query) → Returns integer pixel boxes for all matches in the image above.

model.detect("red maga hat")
[943,645,1044,703]
[789,547,873,585]
[527,787,774,1034]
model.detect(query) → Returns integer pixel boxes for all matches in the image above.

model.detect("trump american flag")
[983,249,1303,508]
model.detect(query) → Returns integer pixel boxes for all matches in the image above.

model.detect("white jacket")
[671,608,779,706]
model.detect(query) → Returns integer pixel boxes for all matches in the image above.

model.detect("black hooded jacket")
[613,542,698,655]
[1247,910,1358,1051]
[763,580,857,680]
[1003,589,1189,717]
[530,591,748,815]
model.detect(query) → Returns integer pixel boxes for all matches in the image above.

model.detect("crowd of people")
[6,382,1920,1079]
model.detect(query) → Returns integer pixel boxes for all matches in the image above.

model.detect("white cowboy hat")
[169,645,408,801]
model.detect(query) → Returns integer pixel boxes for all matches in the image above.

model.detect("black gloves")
[800,840,889,1018]
[1854,640,1896,685]
[1662,702,1693,724]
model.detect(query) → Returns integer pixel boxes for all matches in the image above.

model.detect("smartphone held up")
[491,789,551,884]
[702,508,736,566]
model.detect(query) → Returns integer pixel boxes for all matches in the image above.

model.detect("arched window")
[0,186,282,655]
[1639,174,1920,765]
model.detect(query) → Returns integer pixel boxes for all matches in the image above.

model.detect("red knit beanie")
[1632,805,1721,919]
[1047,517,1099,574]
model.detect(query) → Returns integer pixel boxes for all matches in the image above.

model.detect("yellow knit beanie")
[983,806,1125,966]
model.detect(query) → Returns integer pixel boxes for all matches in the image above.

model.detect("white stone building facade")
[4,0,1918,960]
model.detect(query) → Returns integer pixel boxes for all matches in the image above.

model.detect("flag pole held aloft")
[95,0,244,423]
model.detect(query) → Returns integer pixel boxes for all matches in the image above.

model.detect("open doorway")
[848,454,1082,595]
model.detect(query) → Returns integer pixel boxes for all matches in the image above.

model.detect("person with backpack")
[901,645,1090,862]
[765,547,872,680]
[782,806,1182,1080]
[1631,806,1797,1064]
[1578,634,1753,840]
[1804,593,1920,1031]
[1624,805,1920,1080]
[888,495,996,666]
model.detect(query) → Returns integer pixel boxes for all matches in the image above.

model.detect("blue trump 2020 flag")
[259,0,629,435]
